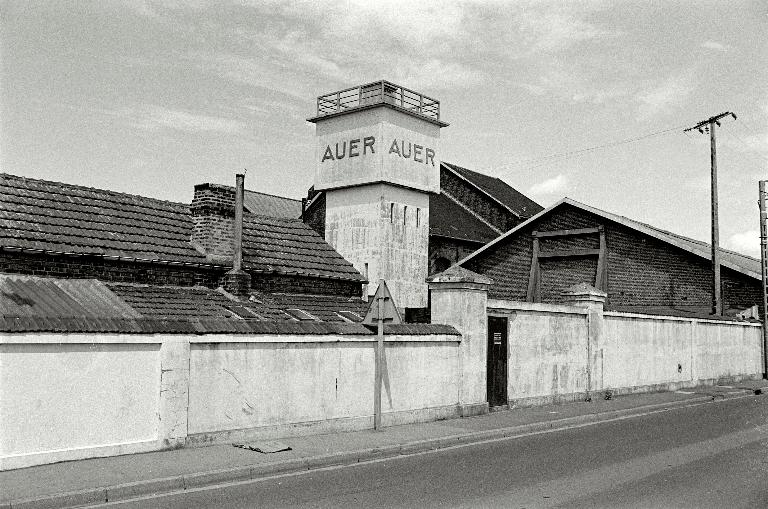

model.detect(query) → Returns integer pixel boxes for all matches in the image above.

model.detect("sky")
[2,0,767,258]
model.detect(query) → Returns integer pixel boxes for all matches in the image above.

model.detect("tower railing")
[315,80,440,121]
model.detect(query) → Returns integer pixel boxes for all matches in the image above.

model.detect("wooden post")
[759,180,768,378]
[710,120,722,315]
[374,296,383,430]
[527,234,540,302]
[684,112,735,316]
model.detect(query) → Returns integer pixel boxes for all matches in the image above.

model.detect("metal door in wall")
[487,316,508,408]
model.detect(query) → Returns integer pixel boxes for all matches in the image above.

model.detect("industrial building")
[460,197,763,319]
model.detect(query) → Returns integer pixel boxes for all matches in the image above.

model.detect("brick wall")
[440,168,520,232]
[249,272,361,297]
[464,203,763,316]
[190,183,235,258]
[0,251,219,287]
[0,250,362,297]
[723,268,762,314]
[303,191,326,237]
[428,237,483,275]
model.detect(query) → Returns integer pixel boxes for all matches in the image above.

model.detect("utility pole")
[759,180,768,378]
[684,112,736,316]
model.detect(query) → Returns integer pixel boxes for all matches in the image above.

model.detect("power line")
[721,125,768,164]
[735,116,763,137]
[484,124,688,177]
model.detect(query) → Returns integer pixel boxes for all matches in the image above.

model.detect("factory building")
[460,198,763,319]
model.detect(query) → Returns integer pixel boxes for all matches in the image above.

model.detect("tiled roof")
[108,284,368,323]
[0,173,208,265]
[0,316,376,334]
[254,292,369,322]
[429,192,497,243]
[106,283,287,321]
[242,215,364,281]
[244,189,301,219]
[608,305,761,322]
[382,323,460,335]
[0,173,363,281]
[443,162,543,218]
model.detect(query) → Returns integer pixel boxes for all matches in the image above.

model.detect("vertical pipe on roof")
[233,173,245,272]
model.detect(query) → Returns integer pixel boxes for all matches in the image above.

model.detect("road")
[103,396,768,508]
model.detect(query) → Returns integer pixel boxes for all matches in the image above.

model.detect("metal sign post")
[759,181,768,378]
[374,297,384,430]
[362,280,402,430]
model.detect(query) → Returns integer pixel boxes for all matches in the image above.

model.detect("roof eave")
[457,197,762,281]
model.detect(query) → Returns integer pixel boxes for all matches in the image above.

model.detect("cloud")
[725,230,760,258]
[683,176,711,193]
[529,174,568,196]
[101,105,246,134]
[517,9,613,52]
[142,106,245,133]
[636,74,693,118]
[701,41,729,51]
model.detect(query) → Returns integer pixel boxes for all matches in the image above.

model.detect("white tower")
[307,81,448,308]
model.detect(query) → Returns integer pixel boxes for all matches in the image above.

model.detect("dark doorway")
[487,316,508,407]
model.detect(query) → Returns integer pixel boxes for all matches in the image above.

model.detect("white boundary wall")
[603,312,762,388]
[488,299,762,406]
[0,332,460,471]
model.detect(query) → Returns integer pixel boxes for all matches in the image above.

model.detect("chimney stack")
[221,173,251,297]
[233,173,244,272]
[190,183,236,262]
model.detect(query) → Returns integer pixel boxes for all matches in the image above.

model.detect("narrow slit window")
[390,203,395,223]
[416,208,420,227]
[403,206,408,225]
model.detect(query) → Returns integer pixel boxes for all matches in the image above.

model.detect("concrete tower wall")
[325,184,429,307]
[314,107,441,193]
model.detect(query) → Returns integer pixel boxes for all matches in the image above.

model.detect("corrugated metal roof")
[0,275,141,318]
[461,197,762,281]
[243,190,301,219]
[0,276,462,333]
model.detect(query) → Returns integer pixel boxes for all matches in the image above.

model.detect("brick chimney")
[190,183,236,264]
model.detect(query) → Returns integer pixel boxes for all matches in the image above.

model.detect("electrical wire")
[721,125,768,165]
[482,124,689,177]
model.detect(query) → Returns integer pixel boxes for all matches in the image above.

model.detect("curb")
[5,390,760,508]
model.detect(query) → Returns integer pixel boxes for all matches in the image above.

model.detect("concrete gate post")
[561,283,607,400]
[428,266,492,417]
[158,337,190,448]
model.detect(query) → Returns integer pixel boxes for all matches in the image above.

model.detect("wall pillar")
[428,266,492,416]
[561,283,607,399]
[158,338,190,448]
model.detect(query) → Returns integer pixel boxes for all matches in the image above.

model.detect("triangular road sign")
[362,279,402,325]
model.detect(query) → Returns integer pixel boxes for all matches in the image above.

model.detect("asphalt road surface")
[103,396,768,508]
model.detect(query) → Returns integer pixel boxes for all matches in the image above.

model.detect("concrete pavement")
[2,381,766,509]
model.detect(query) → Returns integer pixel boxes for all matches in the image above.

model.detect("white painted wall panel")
[0,342,160,456]
[506,310,589,399]
[603,316,693,388]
